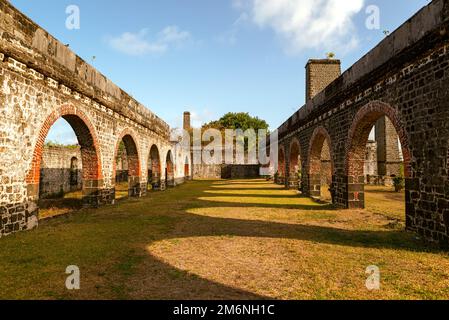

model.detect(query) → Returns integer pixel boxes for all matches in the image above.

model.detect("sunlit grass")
[115,182,129,200]
[197,195,326,209]
[1,179,448,300]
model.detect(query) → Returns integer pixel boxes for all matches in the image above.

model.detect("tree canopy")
[203,112,269,132]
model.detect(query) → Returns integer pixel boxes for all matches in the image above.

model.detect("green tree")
[202,112,269,153]
[203,112,269,132]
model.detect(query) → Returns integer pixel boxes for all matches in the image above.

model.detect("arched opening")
[184,156,190,180]
[166,150,175,188]
[148,145,161,191]
[276,147,286,186]
[114,132,142,199]
[308,127,333,203]
[27,107,102,219]
[288,139,302,190]
[346,102,410,216]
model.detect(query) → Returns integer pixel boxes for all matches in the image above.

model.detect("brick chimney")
[305,59,341,102]
[183,111,191,130]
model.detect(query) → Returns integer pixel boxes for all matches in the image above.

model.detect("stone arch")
[165,150,175,188]
[345,101,411,208]
[148,144,162,190]
[288,138,302,189]
[277,146,286,186]
[114,128,143,197]
[289,138,302,174]
[26,104,103,204]
[307,126,334,200]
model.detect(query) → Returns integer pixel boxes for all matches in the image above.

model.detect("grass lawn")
[1,179,449,300]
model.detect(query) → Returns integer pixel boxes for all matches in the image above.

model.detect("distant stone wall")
[115,146,128,183]
[365,141,378,183]
[222,165,260,179]
[193,164,260,179]
[39,146,82,198]
[320,140,332,186]
[192,164,222,179]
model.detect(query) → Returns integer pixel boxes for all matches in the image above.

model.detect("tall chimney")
[183,111,191,130]
[305,59,341,102]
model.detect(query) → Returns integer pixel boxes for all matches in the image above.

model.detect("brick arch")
[148,144,162,189]
[278,145,286,177]
[165,150,175,187]
[307,126,334,199]
[289,138,302,175]
[26,104,103,192]
[148,144,162,177]
[345,101,411,209]
[114,128,141,179]
[308,126,334,175]
[346,101,411,178]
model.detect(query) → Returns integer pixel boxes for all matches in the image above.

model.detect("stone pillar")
[309,173,321,198]
[23,183,40,232]
[375,116,402,181]
[128,176,146,197]
[288,174,300,189]
[151,175,161,191]
[320,142,332,186]
[364,141,378,184]
[160,178,167,191]
[345,175,365,209]
[82,179,114,207]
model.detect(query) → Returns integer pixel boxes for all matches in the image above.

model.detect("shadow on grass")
[153,181,425,253]
[0,179,437,300]
[39,198,83,211]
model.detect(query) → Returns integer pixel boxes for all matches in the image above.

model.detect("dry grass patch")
[1,179,448,300]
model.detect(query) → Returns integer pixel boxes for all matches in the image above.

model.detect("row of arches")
[26,105,191,214]
[277,101,411,209]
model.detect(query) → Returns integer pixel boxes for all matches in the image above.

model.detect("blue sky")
[10,0,429,144]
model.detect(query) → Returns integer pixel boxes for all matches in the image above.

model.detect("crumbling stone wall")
[376,116,403,177]
[193,164,222,179]
[39,145,82,198]
[277,0,449,247]
[364,141,378,184]
[0,0,191,237]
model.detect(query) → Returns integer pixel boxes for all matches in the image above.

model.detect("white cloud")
[236,0,364,54]
[107,26,192,56]
[158,26,191,44]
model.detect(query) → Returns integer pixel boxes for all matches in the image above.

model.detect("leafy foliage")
[45,140,79,149]
[203,112,269,132]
